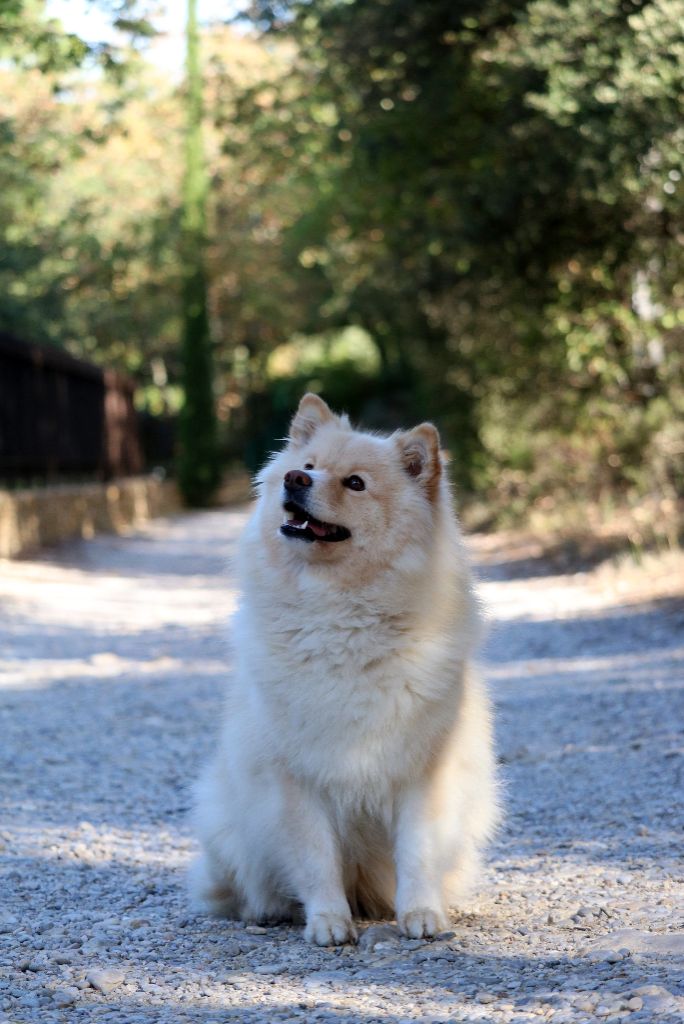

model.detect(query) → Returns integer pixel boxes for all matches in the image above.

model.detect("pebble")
[253,963,289,976]
[216,971,251,985]
[633,985,671,997]
[586,948,626,964]
[86,969,126,994]
[642,995,676,1014]
[51,987,80,1007]
[358,924,401,950]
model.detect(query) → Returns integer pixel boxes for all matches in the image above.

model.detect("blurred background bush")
[0,0,682,539]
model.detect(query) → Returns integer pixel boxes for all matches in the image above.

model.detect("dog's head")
[256,394,446,582]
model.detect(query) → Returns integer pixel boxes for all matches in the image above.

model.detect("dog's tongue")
[308,520,328,538]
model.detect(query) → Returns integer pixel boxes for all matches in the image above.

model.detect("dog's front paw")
[305,912,357,946]
[398,907,448,939]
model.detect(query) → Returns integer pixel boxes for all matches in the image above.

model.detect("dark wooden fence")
[0,332,144,482]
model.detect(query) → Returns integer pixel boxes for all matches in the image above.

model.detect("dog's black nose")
[284,469,313,490]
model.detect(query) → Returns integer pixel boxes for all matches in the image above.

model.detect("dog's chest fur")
[238,580,466,795]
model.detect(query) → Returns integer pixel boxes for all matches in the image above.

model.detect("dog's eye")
[304,462,314,470]
[343,475,365,492]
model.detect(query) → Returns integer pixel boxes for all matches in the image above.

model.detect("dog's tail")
[347,860,396,920]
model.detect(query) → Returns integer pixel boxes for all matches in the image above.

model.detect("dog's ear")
[396,423,442,501]
[289,393,337,446]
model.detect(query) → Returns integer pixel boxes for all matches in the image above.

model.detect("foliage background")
[1,0,682,528]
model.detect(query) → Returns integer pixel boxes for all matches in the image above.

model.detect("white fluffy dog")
[191,394,498,945]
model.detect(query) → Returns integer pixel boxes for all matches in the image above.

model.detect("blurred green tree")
[177,0,222,506]
[235,0,683,503]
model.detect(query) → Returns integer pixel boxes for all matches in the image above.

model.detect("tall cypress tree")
[177,0,221,506]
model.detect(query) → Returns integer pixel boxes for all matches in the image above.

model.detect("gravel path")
[1,509,683,1024]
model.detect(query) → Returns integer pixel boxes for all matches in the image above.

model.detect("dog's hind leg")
[188,849,242,919]
[189,845,297,923]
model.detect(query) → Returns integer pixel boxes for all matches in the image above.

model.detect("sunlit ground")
[1,510,682,1021]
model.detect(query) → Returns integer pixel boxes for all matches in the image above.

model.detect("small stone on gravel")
[476,991,497,1003]
[86,969,126,994]
[51,987,79,1007]
[358,924,401,950]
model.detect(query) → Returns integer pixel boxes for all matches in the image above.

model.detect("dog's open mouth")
[280,501,351,543]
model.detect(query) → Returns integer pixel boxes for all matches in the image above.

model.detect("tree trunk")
[177,0,221,506]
